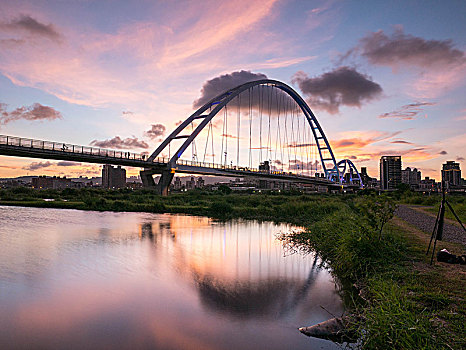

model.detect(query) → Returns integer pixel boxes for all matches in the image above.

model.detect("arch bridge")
[0,79,363,194]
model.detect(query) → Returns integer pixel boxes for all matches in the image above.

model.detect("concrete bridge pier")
[140,168,174,196]
[140,169,156,188]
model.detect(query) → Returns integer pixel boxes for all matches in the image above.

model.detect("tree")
[359,197,397,240]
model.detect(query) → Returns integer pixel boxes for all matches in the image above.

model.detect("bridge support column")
[140,169,157,188]
[140,169,174,196]
[157,170,174,196]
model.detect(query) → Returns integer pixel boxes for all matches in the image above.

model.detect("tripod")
[426,182,466,265]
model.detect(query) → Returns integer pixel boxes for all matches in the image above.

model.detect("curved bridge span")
[0,80,363,194]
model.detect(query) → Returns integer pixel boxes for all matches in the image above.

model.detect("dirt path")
[409,205,463,227]
[396,204,466,246]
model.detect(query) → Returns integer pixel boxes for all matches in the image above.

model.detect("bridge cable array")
[182,84,322,177]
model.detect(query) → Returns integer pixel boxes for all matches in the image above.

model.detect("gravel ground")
[396,204,466,246]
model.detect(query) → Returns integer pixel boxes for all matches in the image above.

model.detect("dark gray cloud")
[90,136,149,149]
[0,15,61,41]
[144,124,166,140]
[193,70,309,116]
[0,38,25,47]
[456,156,465,161]
[390,140,413,145]
[439,151,448,155]
[57,161,81,167]
[0,103,62,125]
[379,102,435,120]
[356,29,465,69]
[193,70,267,109]
[287,142,316,148]
[23,161,53,171]
[292,67,382,114]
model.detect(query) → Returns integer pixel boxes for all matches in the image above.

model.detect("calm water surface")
[0,206,344,349]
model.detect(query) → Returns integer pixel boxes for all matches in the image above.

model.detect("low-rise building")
[32,176,72,189]
[401,167,421,189]
[419,177,437,192]
[360,167,377,188]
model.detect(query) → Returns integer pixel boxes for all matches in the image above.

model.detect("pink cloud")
[0,1,280,109]
[408,63,466,99]
[378,101,435,120]
[157,0,279,67]
[244,56,316,69]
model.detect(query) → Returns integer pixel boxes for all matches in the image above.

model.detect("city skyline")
[1,0,465,179]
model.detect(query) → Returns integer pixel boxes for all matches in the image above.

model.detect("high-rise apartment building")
[441,161,461,187]
[102,165,126,189]
[380,156,402,190]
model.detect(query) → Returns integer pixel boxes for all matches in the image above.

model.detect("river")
[0,205,344,349]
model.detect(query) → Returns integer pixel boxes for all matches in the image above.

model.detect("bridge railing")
[0,134,151,162]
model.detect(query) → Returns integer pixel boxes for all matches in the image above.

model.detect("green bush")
[208,200,233,217]
[83,196,108,210]
[152,201,166,212]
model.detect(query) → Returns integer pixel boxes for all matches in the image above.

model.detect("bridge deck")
[0,134,347,188]
[0,134,166,169]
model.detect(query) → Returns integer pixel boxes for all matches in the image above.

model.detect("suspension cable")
[220,107,225,166]
[237,94,240,167]
[225,104,228,166]
[249,87,252,168]
[267,85,272,165]
[259,85,263,164]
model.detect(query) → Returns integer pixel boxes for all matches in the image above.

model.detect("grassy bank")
[0,187,464,349]
[279,195,465,349]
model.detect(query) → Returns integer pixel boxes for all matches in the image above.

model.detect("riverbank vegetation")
[280,197,464,349]
[0,187,464,349]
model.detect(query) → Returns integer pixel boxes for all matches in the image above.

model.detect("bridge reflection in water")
[139,215,343,321]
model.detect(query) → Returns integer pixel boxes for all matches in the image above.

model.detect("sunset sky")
[0,0,465,180]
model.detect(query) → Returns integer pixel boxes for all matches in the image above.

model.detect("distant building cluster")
[169,175,331,193]
[30,175,98,189]
[172,176,205,191]
[377,157,464,193]
[0,157,464,193]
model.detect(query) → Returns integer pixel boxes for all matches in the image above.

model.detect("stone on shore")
[299,316,351,339]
